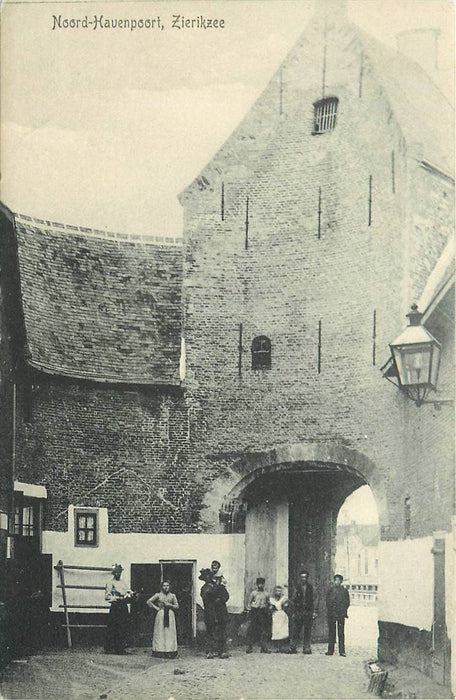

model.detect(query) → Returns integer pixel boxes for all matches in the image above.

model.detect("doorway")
[233,462,368,641]
[130,561,195,646]
[335,485,379,655]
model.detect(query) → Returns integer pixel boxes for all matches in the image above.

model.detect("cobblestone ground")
[1,644,373,700]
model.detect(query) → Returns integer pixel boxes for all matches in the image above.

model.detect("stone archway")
[203,442,387,642]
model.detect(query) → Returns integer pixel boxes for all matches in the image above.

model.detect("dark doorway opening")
[130,561,194,646]
[230,462,367,641]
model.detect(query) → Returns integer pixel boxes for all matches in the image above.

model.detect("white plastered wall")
[448,517,456,695]
[377,536,434,630]
[43,506,246,615]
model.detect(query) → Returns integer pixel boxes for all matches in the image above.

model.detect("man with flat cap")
[325,573,350,657]
[104,563,134,654]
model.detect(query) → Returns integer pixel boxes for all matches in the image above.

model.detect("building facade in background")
[0,1,454,691]
[335,522,378,605]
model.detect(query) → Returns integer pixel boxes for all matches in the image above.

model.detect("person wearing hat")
[104,564,134,654]
[325,574,350,657]
[199,568,230,659]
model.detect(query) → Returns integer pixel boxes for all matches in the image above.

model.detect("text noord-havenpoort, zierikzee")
[52,15,226,31]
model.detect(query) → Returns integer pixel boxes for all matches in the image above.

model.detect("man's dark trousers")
[327,615,345,655]
[290,612,313,652]
[248,609,270,650]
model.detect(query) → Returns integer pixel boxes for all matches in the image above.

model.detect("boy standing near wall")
[246,577,271,654]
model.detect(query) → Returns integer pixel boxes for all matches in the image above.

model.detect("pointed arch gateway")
[211,443,386,642]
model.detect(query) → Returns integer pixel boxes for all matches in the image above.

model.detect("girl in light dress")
[269,585,289,652]
[147,580,179,658]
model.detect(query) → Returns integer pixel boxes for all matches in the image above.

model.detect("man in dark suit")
[288,571,318,654]
[325,573,350,657]
[199,568,230,659]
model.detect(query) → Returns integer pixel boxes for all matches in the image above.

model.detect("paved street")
[2,608,451,699]
[1,607,379,700]
[1,644,374,700]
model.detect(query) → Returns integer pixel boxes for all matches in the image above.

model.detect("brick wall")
[180,18,454,542]
[13,377,203,534]
[2,15,453,547]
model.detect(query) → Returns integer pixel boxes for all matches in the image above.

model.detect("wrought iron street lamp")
[383,304,444,406]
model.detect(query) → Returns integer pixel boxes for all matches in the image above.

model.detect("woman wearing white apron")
[270,585,289,652]
[147,581,179,658]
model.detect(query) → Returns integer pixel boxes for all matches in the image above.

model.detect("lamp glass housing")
[391,341,441,389]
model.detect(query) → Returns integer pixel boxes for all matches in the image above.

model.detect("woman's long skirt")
[271,609,289,640]
[105,601,129,653]
[152,609,178,658]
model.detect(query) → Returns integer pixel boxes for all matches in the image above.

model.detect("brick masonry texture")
[13,378,202,533]
[180,15,454,541]
[0,14,454,544]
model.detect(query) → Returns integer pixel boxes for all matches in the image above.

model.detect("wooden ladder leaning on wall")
[54,560,112,648]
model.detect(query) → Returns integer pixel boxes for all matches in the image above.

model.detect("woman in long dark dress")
[147,581,179,658]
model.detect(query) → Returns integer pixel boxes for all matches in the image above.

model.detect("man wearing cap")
[325,574,350,657]
[104,564,134,654]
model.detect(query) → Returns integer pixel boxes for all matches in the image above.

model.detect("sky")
[1,0,454,237]
[338,485,379,525]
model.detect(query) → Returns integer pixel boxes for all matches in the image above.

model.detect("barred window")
[251,336,271,370]
[75,511,98,546]
[313,97,338,134]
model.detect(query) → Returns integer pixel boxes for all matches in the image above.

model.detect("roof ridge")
[14,211,183,247]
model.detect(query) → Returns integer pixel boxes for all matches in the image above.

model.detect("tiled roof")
[13,213,183,384]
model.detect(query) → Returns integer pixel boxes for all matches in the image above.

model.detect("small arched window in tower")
[313,97,339,134]
[251,336,271,370]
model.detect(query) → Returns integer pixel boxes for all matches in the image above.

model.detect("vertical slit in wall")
[372,309,377,366]
[368,175,373,226]
[358,51,364,98]
[279,69,283,116]
[238,323,243,378]
[221,182,225,221]
[391,151,396,194]
[317,187,322,239]
[317,320,322,374]
[322,43,327,98]
[245,196,249,250]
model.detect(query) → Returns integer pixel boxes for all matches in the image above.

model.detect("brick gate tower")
[0,0,454,688]
[179,0,454,672]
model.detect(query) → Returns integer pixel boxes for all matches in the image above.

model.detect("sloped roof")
[11,213,183,384]
[337,523,379,547]
[356,26,454,175]
[181,13,453,197]
[418,236,455,321]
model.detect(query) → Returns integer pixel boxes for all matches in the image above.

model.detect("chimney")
[396,28,440,76]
